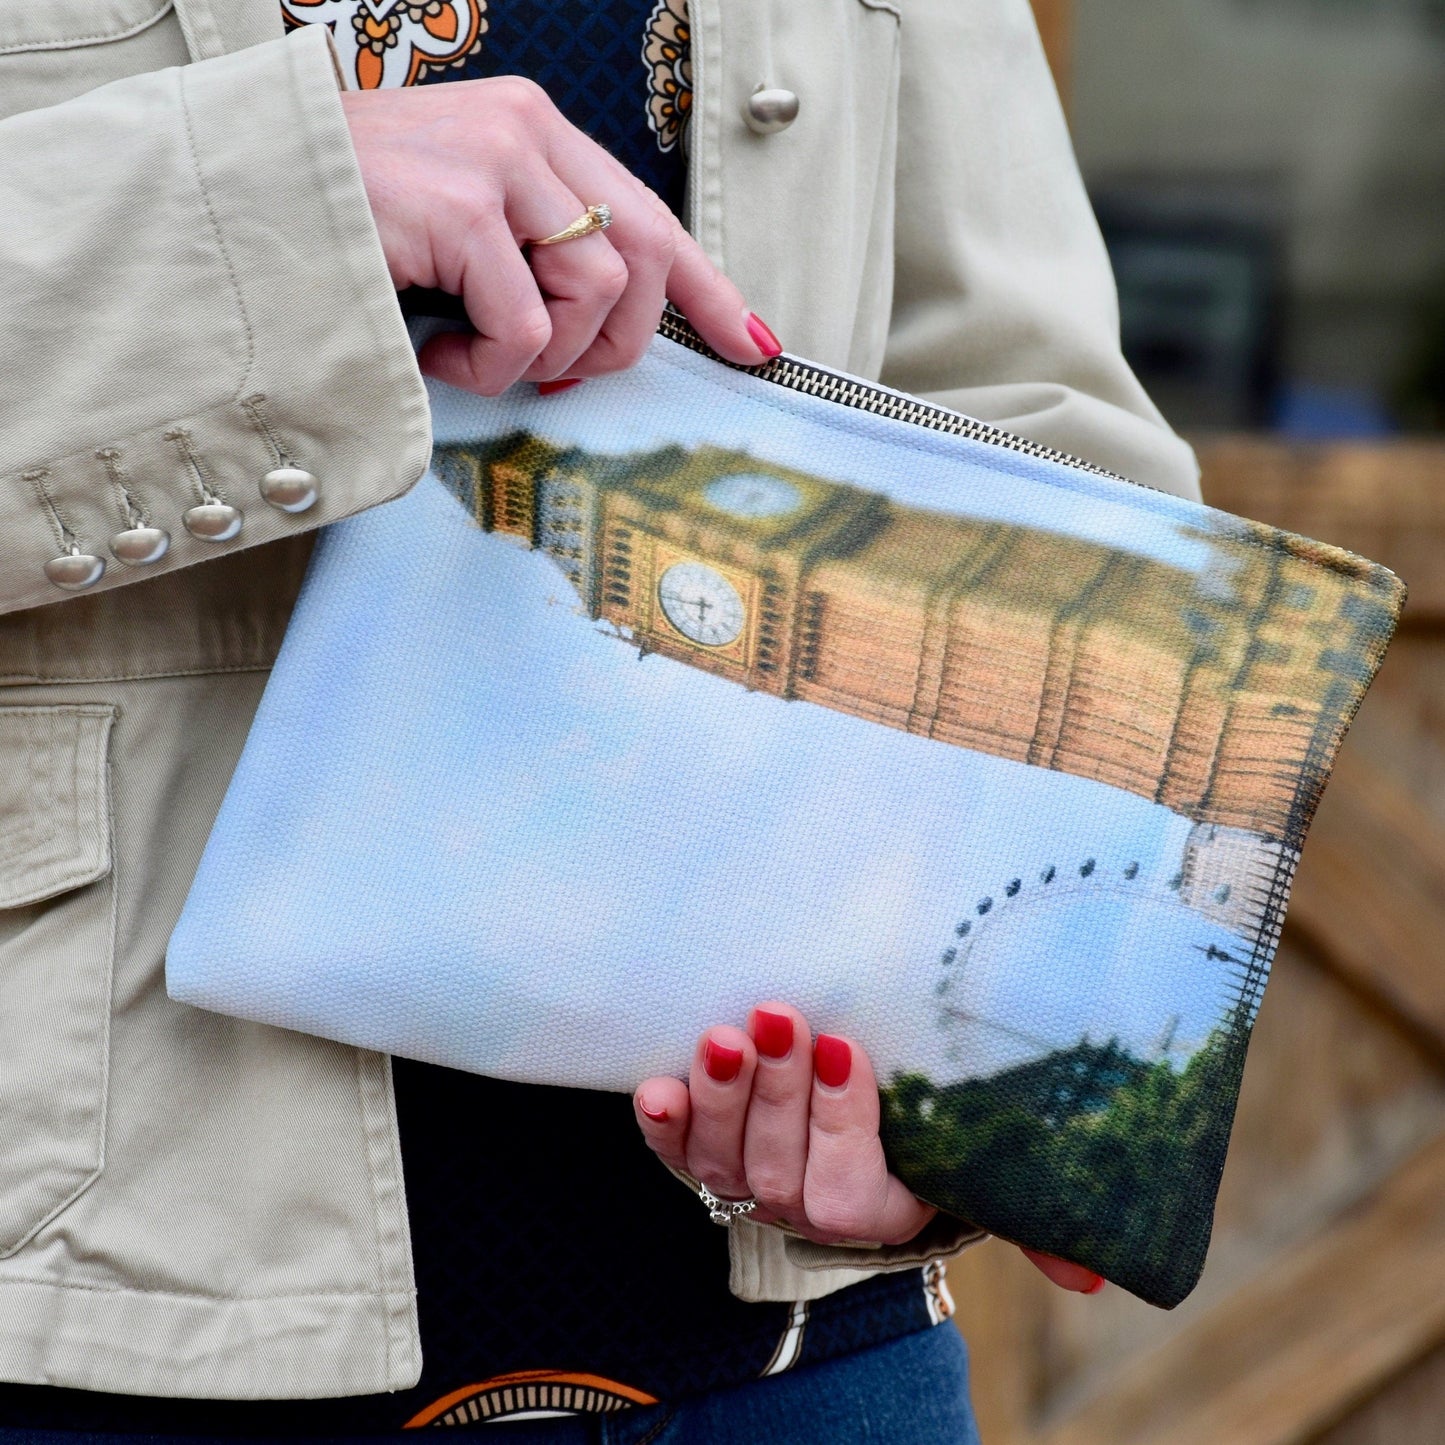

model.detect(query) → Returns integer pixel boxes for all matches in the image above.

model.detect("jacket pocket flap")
[0,0,172,57]
[0,706,115,911]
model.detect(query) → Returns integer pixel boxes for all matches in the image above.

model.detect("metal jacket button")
[260,466,319,513]
[111,526,171,566]
[744,87,799,135]
[44,549,105,590]
[183,502,243,542]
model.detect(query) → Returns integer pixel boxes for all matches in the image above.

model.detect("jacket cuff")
[722,1213,986,1305]
[0,24,429,615]
[666,1164,985,1303]
[780,1214,987,1274]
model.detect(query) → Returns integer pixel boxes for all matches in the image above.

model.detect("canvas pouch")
[166,317,1404,1308]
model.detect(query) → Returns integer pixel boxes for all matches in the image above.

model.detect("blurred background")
[947,3,1445,1442]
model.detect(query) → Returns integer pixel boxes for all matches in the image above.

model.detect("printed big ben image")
[437,433,1375,840]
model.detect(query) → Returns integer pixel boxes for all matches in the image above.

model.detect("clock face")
[703,472,803,520]
[657,562,746,647]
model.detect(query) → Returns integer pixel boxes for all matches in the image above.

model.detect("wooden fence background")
[948,439,1445,1444]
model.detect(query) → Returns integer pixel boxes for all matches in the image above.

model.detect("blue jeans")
[0,1325,980,1445]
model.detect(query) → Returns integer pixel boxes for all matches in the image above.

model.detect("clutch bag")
[167,315,1404,1307]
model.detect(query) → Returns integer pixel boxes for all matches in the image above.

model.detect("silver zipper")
[657,309,1158,493]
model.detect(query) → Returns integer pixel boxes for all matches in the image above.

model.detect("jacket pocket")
[0,704,117,1257]
[0,0,173,56]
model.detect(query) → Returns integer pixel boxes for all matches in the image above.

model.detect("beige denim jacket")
[0,0,1200,1400]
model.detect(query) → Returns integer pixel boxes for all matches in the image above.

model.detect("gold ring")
[530,204,613,247]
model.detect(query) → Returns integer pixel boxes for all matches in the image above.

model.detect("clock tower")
[432,433,1394,845]
[435,432,892,691]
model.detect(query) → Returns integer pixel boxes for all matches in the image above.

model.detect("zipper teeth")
[658,311,1159,494]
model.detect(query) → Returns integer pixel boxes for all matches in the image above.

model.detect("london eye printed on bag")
[168,331,1403,1307]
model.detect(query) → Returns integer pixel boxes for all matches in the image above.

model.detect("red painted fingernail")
[703,1038,744,1083]
[537,378,583,395]
[1082,1273,1106,1294]
[638,1098,668,1122]
[814,1034,852,1089]
[753,1009,794,1060]
[745,312,783,359]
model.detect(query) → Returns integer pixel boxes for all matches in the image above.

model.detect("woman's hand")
[634,1002,1106,1294]
[341,78,778,396]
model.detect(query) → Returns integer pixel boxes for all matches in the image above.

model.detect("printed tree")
[880,1000,1252,1307]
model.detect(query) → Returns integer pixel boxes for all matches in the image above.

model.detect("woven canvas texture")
[167,334,1403,1308]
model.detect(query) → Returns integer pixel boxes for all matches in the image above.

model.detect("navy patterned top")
[282,0,693,217]
[0,2,954,1431]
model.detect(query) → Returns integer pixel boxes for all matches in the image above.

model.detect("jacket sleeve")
[881,0,1201,501]
[0,24,431,617]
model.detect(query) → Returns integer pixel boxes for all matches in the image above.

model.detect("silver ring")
[698,1181,758,1227]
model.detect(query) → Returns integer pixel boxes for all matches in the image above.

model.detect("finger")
[683,1025,757,1203]
[803,1034,936,1247]
[526,236,630,381]
[741,1002,813,1222]
[507,182,630,382]
[556,190,675,378]
[1019,1247,1106,1295]
[666,238,780,365]
[634,1076,691,1175]
[418,216,552,396]
[546,132,776,367]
